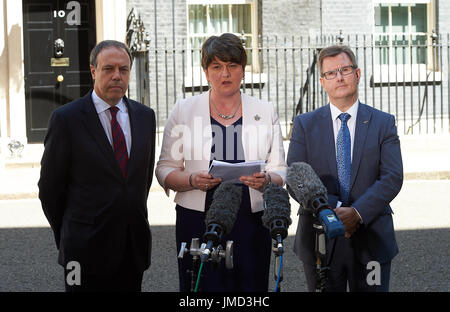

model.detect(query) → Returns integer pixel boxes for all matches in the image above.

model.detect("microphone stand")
[179,238,203,292]
[313,222,328,292]
[191,254,201,292]
[272,234,284,292]
[178,237,234,292]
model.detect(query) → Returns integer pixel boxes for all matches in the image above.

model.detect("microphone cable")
[194,261,204,292]
[275,254,282,292]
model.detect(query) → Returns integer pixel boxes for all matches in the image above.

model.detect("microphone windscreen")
[205,182,242,235]
[262,184,292,230]
[286,162,328,210]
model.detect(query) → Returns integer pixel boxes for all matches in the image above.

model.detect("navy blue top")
[175,116,271,292]
[207,116,249,205]
[210,116,244,163]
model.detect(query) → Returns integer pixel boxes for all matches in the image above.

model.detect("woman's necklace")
[210,93,242,120]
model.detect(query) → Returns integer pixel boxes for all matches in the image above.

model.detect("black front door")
[23,0,96,142]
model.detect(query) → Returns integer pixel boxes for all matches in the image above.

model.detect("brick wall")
[261,0,320,38]
[322,0,373,36]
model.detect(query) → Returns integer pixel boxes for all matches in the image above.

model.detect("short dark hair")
[201,33,247,70]
[318,45,357,74]
[89,40,133,69]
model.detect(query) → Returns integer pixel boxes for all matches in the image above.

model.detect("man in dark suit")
[287,45,403,292]
[38,40,156,291]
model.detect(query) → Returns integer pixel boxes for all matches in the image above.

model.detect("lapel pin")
[254,114,261,121]
[363,120,369,124]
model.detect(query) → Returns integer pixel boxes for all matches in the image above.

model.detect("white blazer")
[155,90,287,213]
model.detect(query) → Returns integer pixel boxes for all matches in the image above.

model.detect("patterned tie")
[336,113,351,205]
[110,106,128,178]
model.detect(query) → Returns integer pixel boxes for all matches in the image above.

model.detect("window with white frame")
[373,1,439,84]
[186,0,260,88]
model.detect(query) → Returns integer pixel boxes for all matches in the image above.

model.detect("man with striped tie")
[39,40,156,291]
[287,45,403,292]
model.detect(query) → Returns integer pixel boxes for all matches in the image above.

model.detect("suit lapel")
[320,106,340,266]
[350,103,371,189]
[125,97,143,181]
[241,92,255,161]
[319,105,339,187]
[80,91,123,180]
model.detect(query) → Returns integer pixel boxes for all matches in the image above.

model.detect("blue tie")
[336,113,351,205]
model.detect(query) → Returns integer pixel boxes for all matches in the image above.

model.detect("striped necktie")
[336,113,351,205]
[110,106,128,178]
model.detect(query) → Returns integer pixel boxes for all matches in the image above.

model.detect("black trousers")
[303,236,392,292]
[64,231,143,292]
[175,201,272,292]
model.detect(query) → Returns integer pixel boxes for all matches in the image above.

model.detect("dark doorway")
[23,0,96,142]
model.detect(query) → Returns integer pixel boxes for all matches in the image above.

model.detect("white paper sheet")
[208,160,266,183]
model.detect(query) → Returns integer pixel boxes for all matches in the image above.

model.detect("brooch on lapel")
[254,114,261,121]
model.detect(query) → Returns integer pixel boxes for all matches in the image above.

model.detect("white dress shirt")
[91,90,132,157]
[329,100,363,222]
[329,100,359,162]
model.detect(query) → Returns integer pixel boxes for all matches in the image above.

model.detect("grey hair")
[89,40,133,69]
[318,45,357,74]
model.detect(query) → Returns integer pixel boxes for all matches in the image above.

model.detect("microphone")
[286,162,345,239]
[202,182,242,263]
[262,184,292,291]
[262,184,292,252]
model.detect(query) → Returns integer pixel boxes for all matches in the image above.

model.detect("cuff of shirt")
[336,201,363,224]
[352,206,364,224]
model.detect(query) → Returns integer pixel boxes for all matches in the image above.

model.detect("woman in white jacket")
[156,33,287,292]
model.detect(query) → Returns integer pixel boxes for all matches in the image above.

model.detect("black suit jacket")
[38,90,156,275]
[287,103,403,266]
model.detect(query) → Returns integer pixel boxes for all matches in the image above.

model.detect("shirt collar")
[330,99,359,122]
[91,90,127,114]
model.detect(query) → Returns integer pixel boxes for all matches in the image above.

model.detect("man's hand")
[334,206,361,238]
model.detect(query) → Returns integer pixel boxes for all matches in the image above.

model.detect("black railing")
[128,33,450,136]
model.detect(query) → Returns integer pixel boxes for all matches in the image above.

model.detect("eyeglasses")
[321,65,357,80]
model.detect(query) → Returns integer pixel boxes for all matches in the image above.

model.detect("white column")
[95,0,127,43]
[5,0,26,144]
[0,0,9,152]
